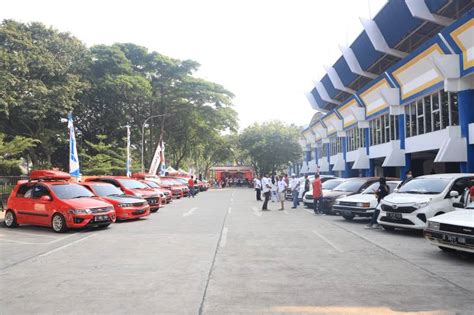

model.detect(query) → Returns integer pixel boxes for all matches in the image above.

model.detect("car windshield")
[398,178,451,194]
[322,179,344,190]
[51,184,95,199]
[333,180,366,192]
[117,179,148,189]
[145,181,160,188]
[92,184,124,196]
[362,182,379,194]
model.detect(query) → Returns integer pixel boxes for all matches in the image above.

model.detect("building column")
[365,128,373,177]
[327,144,332,175]
[342,137,350,178]
[398,115,411,180]
[459,89,474,173]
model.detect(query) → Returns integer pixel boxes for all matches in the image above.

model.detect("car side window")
[451,178,470,195]
[16,184,32,198]
[31,185,51,199]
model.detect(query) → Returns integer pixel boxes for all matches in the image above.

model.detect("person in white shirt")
[289,174,300,209]
[254,177,262,201]
[271,176,278,202]
[277,175,288,210]
[261,174,272,211]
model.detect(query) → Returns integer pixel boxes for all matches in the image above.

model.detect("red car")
[85,176,161,212]
[131,173,182,199]
[3,170,115,233]
[160,177,189,197]
[80,182,150,220]
[140,180,172,204]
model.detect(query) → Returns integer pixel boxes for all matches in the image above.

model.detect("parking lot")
[0,188,473,315]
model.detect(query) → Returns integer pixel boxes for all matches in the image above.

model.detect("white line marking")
[1,230,57,239]
[0,238,46,245]
[183,207,198,217]
[48,233,79,244]
[251,206,262,217]
[228,207,232,214]
[0,231,79,245]
[219,227,228,248]
[312,230,344,253]
[38,234,97,258]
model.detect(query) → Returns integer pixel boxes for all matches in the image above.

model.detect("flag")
[126,125,131,177]
[159,141,166,176]
[148,139,162,175]
[68,113,80,178]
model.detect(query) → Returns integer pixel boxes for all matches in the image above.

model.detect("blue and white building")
[294,0,474,180]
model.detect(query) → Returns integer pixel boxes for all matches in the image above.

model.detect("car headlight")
[414,201,430,209]
[134,193,143,197]
[118,203,134,208]
[356,202,370,208]
[69,208,92,214]
[428,221,440,230]
[334,200,340,205]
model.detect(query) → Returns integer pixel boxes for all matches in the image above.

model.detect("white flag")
[68,113,80,178]
[148,140,162,175]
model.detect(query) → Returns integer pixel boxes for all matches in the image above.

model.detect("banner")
[68,113,80,178]
[148,140,162,175]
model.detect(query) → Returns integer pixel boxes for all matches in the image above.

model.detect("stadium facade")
[293,0,474,180]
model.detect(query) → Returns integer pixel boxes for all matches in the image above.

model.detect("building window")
[369,114,399,146]
[321,143,328,158]
[329,137,342,156]
[346,127,366,152]
[405,90,458,138]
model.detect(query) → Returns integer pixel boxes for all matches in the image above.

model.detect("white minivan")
[378,174,474,230]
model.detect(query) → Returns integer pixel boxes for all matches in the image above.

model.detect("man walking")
[254,177,262,201]
[312,173,323,215]
[261,173,272,211]
[290,174,300,209]
[188,176,195,198]
[277,175,287,210]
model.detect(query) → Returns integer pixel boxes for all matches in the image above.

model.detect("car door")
[13,183,33,224]
[22,184,53,226]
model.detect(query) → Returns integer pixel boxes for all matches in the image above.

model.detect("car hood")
[324,190,353,199]
[130,188,157,198]
[103,195,146,204]
[63,198,112,209]
[383,193,432,205]
[429,210,474,227]
[338,193,376,203]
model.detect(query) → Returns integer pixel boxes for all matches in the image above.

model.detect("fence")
[0,176,27,205]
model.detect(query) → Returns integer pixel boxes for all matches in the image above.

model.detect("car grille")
[339,201,357,207]
[381,204,417,213]
[131,202,146,207]
[440,223,474,236]
[145,197,159,205]
[380,216,415,225]
[90,207,112,213]
[132,209,146,215]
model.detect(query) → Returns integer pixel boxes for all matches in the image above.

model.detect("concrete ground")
[0,188,472,315]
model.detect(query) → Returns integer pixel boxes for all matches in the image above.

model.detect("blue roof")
[374,0,423,48]
[333,56,358,87]
[426,0,449,12]
[350,32,384,71]
[310,88,327,109]
[321,74,338,98]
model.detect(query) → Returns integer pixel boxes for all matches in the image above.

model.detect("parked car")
[333,180,400,220]
[378,174,474,231]
[85,176,162,212]
[3,170,115,233]
[160,177,190,197]
[303,178,347,208]
[131,173,181,200]
[81,182,150,220]
[424,193,473,255]
[322,177,395,215]
[286,175,338,200]
[140,180,172,204]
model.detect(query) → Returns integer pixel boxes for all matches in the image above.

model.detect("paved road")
[0,189,472,315]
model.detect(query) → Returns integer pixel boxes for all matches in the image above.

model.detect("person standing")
[303,175,310,200]
[290,174,300,209]
[271,176,278,202]
[312,173,323,215]
[188,176,195,198]
[277,175,287,210]
[366,177,390,228]
[399,170,413,188]
[254,177,262,201]
[261,173,272,211]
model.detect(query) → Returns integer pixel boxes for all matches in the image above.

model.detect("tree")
[239,121,302,176]
[0,133,38,175]
[0,20,89,168]
[81,135,130,175]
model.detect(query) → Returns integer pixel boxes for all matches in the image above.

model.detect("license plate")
[387,212,402,220]
[442,234,466,245]
[94,215,109,222]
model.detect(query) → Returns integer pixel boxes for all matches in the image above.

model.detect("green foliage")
[81,135,126,175]
[239,121,302,176]
[0,133,38,175]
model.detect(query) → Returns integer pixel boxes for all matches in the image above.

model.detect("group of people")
[215,177,250,189]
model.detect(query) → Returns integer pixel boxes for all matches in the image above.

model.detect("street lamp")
[141,114,168,172]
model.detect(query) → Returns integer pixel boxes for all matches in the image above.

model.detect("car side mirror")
[449,191,459,198]
[40,195,52,202]
[393,188,399,193]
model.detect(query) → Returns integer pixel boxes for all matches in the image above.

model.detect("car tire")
[342,213,355,220]
[4,210,19,228]
[381,225,395,231]
[150,208,159,213]
[51,213,68,233]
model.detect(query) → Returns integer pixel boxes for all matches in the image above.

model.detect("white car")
[287,175,337,201]
[333,180,400,220]
[302,178,346,207]
[424,198,474,255]
[378,174,474,230]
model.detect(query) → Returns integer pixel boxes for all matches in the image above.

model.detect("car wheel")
[4,210,19,228]
[150,208,159,213]
[52,213,68,233]
[381,225,395,231]
[342,213,355,220]
[434,212,445,217]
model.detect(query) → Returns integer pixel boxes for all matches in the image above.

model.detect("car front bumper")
[67,212,116,228]
[332,205,374,217]
[424,229,474,253]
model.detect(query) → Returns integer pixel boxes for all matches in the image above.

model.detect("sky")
[1,0,387,130]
